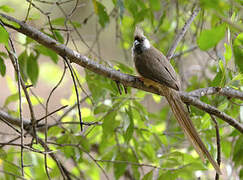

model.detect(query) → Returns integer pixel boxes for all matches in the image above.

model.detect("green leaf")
[70,21,81,28]
[233,135,243,167]
[18,51,28,82]
[149,0,161,11]
[210,60,226,87]
[142,170,153,180]
[113,153,127,179]
[85,70,107,103]
[124,0,138,17]
[102,79,120,95]
[95,1,110,27]
[219,60,225,74]
[0,148,7,159]
[200,0,229,12]
[28,13,40,21]
[6,76,17,93]
[224,43,232,64]
[63,146,75,158]
[94,104,109,115]
[155,13,166,33]
[35,45,58,63]
[102,111,118,137]
[124,107,134,143]
[77,135,91,152]
[158,171,177,180]
[27,53,39,85]
[3,148,21,179]
[0,56,6,76]
[0,5,15,13]
[197,25,225,51]
[57,133,70,144]
[54,30,64,43]
[47,126,63,136]
[134,8,149,23]
[210,70,222,87]
[240,169,243,179]
[0,25,9,48]
[221,140,231,158]
[233,33,243,73]
[0,51,8,58]
[114,62,134,74]
[0,16,20,29]
[4,93,19,107]
[50,17,65,26]
[152,94,161,103]
[231,73,243,82]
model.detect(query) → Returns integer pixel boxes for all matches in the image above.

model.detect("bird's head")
[132,27,151,55]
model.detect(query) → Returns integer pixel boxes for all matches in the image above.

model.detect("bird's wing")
[135,47,180,90]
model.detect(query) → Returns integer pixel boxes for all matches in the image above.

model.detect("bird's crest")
[134,26,144,38]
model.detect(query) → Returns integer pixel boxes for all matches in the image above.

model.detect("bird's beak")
[134,40,139,46]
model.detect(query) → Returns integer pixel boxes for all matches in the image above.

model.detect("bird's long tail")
[161,86,221,174]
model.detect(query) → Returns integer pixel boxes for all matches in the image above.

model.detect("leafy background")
[0,0,242,179]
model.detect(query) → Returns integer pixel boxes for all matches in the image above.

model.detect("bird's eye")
[134,36,144,43]
[134,36,140,41]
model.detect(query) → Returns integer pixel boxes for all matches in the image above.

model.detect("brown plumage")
[132,28,221,174]
[134,46,180,91]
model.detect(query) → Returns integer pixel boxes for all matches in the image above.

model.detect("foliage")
[0,0,242,179]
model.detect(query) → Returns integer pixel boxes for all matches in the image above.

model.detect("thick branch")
[0,13,242,133]
[188,87,243,100]
[181,93,243,133]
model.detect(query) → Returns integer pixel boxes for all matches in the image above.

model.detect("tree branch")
[188,87,243,100]
[172,45,197,59]
[180,92,243,133]
[0,110,30,127]
[0,12,242,133]
[166,7,200,59]
[0,110,72,179]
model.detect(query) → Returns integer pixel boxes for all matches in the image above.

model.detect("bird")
[132,27,221,175]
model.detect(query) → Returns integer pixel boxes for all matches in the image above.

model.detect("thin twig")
[210,115,221,180]
[215,11,243,32]
[172,45,197,59]
[0,117,21,135]
[35,0,74,5]
[24,0,32,22]
[0,21,25,176]
[37,105,68,124]
[47,142,110,180]
[7,41,38,143]
[167,7,200,59]
[43,64,67,180]
[57,95,89,122]
[63,56,83,131]
[43,58,67,179]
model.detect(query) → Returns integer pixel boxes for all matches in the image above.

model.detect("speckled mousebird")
[132,27,221,175]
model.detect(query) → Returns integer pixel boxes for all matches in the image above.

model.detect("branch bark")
[188,87,243,100]
[0,12,242,133]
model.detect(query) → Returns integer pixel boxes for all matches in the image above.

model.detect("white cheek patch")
[143,38,151,49]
